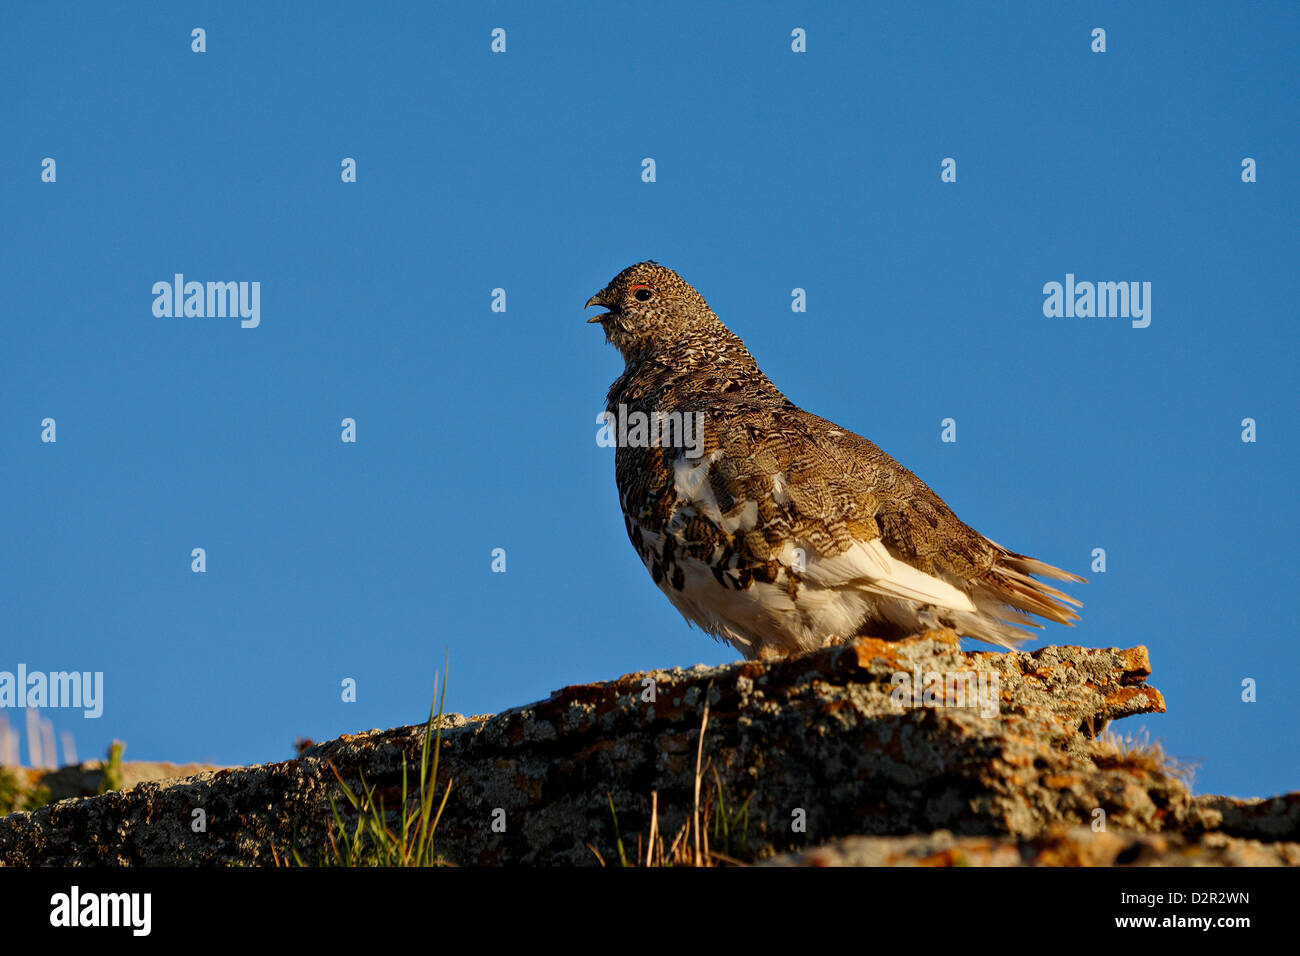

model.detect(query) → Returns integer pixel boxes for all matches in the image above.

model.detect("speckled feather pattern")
[589,262,1082,660]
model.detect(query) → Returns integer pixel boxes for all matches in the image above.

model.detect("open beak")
[586,293,614,324]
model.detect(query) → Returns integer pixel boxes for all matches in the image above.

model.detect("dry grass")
[590,687,755,867]
[1089,727,1198,787]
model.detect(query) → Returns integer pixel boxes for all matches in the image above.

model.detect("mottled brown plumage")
[588,262,1082,660]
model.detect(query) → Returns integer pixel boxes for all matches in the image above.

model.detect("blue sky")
[1,1,1296,799]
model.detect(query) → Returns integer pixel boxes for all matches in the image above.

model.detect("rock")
[4,761,223,805]
[0,631,1294,866]
[761,827,1300,866]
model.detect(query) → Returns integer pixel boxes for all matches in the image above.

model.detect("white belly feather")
[629,452,980,658]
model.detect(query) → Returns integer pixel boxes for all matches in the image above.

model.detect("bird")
[586,261,1084,661]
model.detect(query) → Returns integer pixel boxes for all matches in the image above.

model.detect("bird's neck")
[608,338,788,411]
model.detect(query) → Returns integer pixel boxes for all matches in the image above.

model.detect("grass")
[590,687,756,867]
[97,740,126,794]
[1089,727,1198,787]
[280,661,455,867]
[0,766,50,815]
[1,738,127,815]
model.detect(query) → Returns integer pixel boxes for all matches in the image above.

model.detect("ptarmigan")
[587,262,1083,661]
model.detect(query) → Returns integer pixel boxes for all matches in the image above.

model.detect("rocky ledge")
[0,630,1295,866]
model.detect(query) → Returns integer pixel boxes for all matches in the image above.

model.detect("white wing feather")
[796,539,976,613]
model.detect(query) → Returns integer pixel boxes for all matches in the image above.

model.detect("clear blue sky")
[1,1,1296,800]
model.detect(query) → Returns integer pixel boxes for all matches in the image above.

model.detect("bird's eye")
[633,287,653,301]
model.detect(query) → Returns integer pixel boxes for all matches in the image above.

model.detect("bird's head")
[585,261,719,360]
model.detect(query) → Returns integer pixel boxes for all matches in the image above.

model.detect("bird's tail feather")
[946,542,1085,648]
[986,538,1087,584]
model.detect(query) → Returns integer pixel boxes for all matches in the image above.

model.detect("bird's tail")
[951,541,1085,649]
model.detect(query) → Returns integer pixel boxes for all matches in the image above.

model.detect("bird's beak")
[586,292,612,323]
